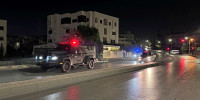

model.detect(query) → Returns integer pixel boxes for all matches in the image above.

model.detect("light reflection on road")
[10,55,200,100]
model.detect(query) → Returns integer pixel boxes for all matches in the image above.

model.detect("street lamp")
[185,37,188,40]
[190,38,194,42]
[189,38,194,54]
[169,39,172,50]
[158,41,161,44]
[146,40,149,42]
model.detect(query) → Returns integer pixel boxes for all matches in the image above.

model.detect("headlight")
[39,56,43,59]
[51,56,58,60]
[35,56,38,59]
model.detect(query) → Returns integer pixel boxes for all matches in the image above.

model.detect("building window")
[111,40,115,44]
[0,37,3,41]
[78,15,86,22]
[109,22,111,26]
[104,19,107,25]
[61,17,71,24]
[0,26,4,30]
[95,18,98,23]
[87,18,89,22]
[48,39,52,43]
[103,37,107,44]
[72,19,77,23]
[66,29,70,33]
[100,20,102,24]
[112,32,116,35]
[114,22,117,26]
[104,28,107,35]
[49,30,52,34]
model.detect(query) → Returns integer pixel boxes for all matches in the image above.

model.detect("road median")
[0,55,173,99]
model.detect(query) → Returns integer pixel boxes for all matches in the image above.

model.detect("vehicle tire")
[61,61,71,73]
[87,59,94,69]
[41,66,48,72]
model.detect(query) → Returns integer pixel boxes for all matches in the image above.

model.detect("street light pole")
[169,39,172,50]
[189,40,191,54]
[171,41,172,50]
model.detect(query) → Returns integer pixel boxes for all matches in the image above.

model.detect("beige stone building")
[47,11,119,45]
[118,32,134,46]
[0,19,7,56]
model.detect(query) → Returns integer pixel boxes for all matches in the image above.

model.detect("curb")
[0,56,173,99]
[0,65,39,71]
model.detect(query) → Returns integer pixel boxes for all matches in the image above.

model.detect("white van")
[170,50,180,54]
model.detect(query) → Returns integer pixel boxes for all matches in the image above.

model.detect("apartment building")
[118,31,134,46]
[0,19,7,56]
[47,11,119,44]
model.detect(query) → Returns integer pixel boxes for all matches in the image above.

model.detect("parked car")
[170,50,180,55]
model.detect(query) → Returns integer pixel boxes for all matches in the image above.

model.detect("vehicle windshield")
[55,44,71,52]
[141,52,151,58]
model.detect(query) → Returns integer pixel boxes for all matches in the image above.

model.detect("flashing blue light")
[134,48,140,53]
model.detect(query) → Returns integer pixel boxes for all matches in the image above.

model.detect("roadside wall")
[103,50,132,58]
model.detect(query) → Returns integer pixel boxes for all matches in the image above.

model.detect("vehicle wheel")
[41,66,48,72]
[61,61,71,73]
[87,59,94,69]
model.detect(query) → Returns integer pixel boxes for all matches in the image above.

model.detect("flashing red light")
[181,39,185,43]
[144,51,148,53]
[167,47,170,51]
[60,38,79,46]
[60,42,68,44]
[70,38,79,47]
[192,47,195,50]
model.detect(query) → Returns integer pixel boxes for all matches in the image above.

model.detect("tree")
[180,43,188,53]
[77,25,103,60]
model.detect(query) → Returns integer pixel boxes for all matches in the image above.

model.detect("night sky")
[0,0,200,38]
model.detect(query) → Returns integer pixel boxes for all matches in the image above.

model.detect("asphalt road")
[0,52,166,83]
[5,55,200,100]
